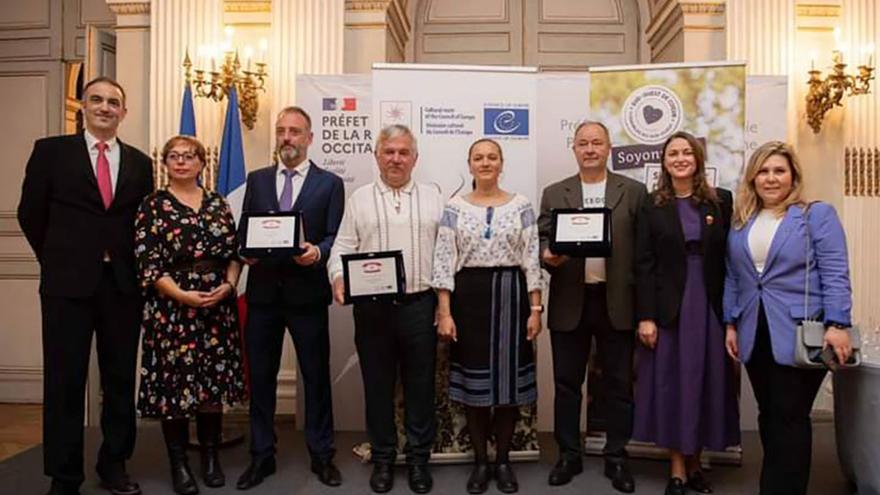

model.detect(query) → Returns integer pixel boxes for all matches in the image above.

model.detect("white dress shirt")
[276,160,310,207]
[84,129,120,192]
[581,179,607,283]
[329,179,445,294]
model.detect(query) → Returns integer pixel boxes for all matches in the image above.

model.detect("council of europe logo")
[484,108,529,136]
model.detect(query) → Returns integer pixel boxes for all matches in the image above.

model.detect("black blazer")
[17,133,154,297]
[241,162,344,307]
[635,188,732,328]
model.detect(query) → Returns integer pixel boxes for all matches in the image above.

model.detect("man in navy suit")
[236,106,345,490]
[17,77,153,495]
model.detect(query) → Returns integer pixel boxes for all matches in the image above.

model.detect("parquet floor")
[0,404,41,462]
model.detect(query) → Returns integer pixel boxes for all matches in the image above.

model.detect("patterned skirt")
[449,267,536,407]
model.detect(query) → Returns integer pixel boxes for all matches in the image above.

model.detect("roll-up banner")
[588,61,747,464]
[372,63,540,206]
[295,74,375,435]
[590,61,747,193]
[372,63,541,461]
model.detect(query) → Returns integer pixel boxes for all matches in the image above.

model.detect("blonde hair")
[733,141,806,229]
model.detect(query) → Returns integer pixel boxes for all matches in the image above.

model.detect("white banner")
[535,73,592,195]
[295,74,376,431]
[744,75,788,164]
[296,74,375,194]
[372,63,539,205]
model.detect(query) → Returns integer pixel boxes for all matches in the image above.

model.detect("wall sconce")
[805,42,874,133]
[182,32,268,130]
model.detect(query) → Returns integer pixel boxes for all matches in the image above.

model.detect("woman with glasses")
[432,138,543,494]
[134,135,246,494]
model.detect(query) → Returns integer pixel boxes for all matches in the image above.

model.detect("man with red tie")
[17,77,154,495]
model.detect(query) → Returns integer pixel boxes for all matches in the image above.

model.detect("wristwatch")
[530,304,545,313]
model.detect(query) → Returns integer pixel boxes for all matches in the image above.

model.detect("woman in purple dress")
[633,131,740,495]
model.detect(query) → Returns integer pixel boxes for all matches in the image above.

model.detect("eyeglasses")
[166,152,198,162]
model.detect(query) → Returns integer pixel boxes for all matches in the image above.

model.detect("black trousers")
[745,305,827,495]
[353,291,437,465]
[41,264,141,486]
[550,284,634,463]
[245,302,335,461]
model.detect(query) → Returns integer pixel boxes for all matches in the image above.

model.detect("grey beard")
[278,146,299,164]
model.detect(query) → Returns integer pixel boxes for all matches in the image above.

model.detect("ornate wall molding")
[796,4,841,18]
[225,1,271,13]
[679,1,725,15]
[346,0,394,11]
[106,1,150,16]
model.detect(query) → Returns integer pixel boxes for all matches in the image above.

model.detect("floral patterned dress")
[135,189,246,419]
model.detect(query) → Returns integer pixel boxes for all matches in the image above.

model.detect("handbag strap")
[802,201,818,321]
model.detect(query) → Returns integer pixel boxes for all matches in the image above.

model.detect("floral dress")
[135,189,246,419]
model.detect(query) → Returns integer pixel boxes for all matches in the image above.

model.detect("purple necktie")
[279,169,296,211]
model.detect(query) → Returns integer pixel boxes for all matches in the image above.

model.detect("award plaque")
[341,250,406,304]
[549,207,612,257]
[239,211,305,257]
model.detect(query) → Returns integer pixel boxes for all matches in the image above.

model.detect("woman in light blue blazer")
[723,141,854,495]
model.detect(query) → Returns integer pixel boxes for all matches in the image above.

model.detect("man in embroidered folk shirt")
[538,121,647,493]
[328,125,444,495]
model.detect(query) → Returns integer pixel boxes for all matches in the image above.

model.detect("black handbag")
[792,203,861,369]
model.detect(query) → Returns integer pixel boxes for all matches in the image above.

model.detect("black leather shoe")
[604,460,635,493]
[97,462,141,495]
[494,463,518,493]
[311,459,342,487]
[665,477,686,495]
[235,457,276,490]
[98,472,142,495]
[547,458,583,486]
[369,463,394,493]
[408,464,433,494]
[686,470,713,494]
[46,480,81,495]
[466,463,491,494]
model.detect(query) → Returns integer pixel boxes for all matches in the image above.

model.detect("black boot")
[161,418,199,495]
[196,412,225,488]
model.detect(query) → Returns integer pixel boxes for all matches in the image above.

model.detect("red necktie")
[96,141,113,209]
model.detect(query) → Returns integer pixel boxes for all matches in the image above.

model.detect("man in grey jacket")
[538,121,646,493]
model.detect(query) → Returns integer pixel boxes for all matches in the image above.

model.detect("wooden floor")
[0,404,42,462]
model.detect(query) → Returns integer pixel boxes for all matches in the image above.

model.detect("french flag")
[216,87,249,326]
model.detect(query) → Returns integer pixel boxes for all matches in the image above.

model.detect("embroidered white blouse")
[431,193,543,293]
[328,179,445,294]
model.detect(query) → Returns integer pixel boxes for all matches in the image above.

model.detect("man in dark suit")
[17,77,154,495]
[236,106,345,490]
[538,121,646,493]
